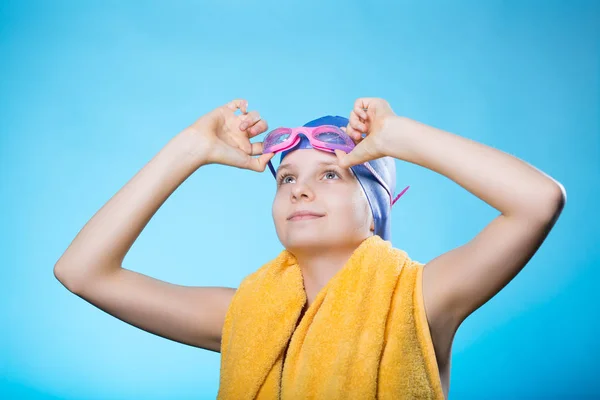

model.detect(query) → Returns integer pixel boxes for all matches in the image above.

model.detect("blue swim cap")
[278,115,397,241]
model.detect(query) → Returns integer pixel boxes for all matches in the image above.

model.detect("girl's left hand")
[335,97,400,169]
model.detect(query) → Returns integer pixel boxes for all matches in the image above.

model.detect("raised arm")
[54,99,273,351]
[339,98,565,331]
[390,117,566,327]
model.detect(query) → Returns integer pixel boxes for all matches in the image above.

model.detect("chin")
[281,231,327,252]
[280,230,365,254]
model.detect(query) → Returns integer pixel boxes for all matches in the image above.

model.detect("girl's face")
[272,148,374,253]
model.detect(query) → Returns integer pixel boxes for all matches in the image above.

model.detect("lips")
[287,210,326,221]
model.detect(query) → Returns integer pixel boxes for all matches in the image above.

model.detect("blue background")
[1,1,598,399]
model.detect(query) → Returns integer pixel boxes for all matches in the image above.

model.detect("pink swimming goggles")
[263,125,409,206]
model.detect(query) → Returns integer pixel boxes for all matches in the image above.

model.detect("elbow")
[54,263,75,293]
[511,180,566,223]
[531,180,567,223]
[54,258,120,294]
[545,180,567,216]
[53,262,84,294]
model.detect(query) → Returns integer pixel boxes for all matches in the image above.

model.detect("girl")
[54,98,566,399]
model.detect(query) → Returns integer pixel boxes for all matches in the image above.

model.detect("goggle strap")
[267,160,277,178]
[392,185,410,206]
[363,162,410,207]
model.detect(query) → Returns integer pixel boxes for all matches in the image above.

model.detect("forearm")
[388,117,565,219]
[54,130,205,288]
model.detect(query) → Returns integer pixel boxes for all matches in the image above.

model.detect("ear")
[370,220,375,232]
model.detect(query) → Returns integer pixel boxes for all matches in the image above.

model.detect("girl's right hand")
[182,99,275,172]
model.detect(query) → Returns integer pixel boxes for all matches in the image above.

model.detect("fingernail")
[240,123,248,130]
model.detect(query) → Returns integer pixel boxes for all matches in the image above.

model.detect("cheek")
[348,195,370,223]
[329,189,370,224]
[272,192,288,223]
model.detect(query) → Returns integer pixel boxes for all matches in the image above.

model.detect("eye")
[277,174,295,185]
[323,169,340,180]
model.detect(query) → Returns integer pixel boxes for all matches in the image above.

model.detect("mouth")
[288,214,325,222]
[287,211,326,221]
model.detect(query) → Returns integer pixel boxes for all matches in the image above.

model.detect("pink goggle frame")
[262,125,409,206]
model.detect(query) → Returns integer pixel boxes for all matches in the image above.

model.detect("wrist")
[168,129,211,170]
[388,116,444,167]
[384,116,415,160]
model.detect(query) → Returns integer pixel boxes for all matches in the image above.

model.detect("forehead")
[276,149,337,172]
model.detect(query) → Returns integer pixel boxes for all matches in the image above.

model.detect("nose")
[290,179,315,202]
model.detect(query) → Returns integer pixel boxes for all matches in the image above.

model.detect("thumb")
[216,142,273,172]
[235,150,275,172]
[334,141,376,169]
[334,149,347,167]
[247,152,276,172]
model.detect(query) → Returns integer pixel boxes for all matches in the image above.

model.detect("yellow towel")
[218,235,444,399]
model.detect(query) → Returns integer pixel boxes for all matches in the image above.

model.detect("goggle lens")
[313,131,347,144]
[263,130,290,149]
[271,132,290,144]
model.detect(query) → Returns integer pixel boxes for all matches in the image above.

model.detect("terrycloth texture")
[218,235,444,400]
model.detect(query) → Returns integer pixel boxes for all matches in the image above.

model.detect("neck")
[291,240,365,296]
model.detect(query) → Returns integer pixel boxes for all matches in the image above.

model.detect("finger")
[247,119,269,138]
[250,141,265,156]
[356,98,381,122]
[345,122,362,143]
[341,125,358,143]
[349,110,367,134]
[239,110,261,131]
[354,105,368,120]
[354,98,373,114]
[225,99,249,114]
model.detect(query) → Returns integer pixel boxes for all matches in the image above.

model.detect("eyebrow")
[277,161,341,174]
